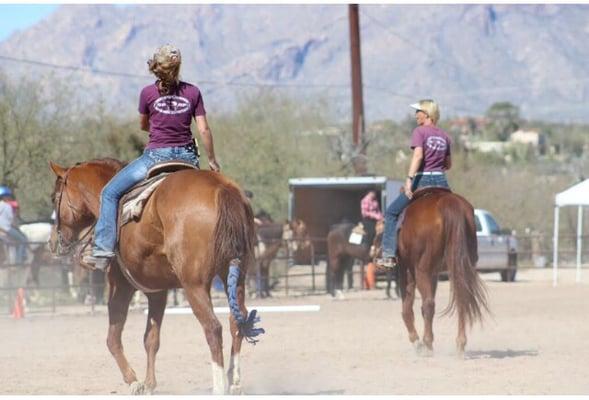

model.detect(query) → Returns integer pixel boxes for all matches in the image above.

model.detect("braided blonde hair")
[147,44,182,95]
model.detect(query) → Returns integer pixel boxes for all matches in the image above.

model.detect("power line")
[0,54,150,79]
[0,54,353,90]
[358,10,589,101]
[359,9,413,48]
[360,9,462,72]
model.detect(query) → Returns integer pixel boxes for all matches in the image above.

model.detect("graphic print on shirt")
[154,95,191,115]
[425,136,447,152]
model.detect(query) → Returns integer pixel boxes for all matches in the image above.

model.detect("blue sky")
[0,4,58,42]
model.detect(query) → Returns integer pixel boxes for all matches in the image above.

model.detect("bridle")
[52,166,96,256]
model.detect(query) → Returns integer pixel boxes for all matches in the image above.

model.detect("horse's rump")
[400,189,488,326]
[117,169,255,290]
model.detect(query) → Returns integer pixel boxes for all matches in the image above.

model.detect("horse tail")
[212,185,255,274]
[212,184,264,343]
[440,195,489,327]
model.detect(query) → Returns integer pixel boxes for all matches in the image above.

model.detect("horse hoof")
[129,381,145,395]
[335,290,345,300]
[229,384,243,395]
[414,342,433,357]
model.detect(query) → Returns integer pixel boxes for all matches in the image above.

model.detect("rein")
[53,165,97,255]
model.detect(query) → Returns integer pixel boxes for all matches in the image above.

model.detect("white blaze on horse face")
[211,360,227,395]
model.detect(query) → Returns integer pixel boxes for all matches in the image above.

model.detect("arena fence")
[0,234,587,316]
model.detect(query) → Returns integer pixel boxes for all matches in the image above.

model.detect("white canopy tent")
[553,179,589,286]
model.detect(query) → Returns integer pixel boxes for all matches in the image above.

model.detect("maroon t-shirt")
[138,81,206,149]
[410,125,451,172]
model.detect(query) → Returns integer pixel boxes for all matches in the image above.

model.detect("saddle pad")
[118,161,199,228]
[348,222,366,244]
[119,173,170,228]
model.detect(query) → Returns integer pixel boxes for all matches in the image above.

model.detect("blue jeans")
[6,227,28,263]
[93,146,199,255]
[381,174,450,258]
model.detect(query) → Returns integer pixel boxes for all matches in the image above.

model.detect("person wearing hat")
[376,99,452,268]
[84,44,220,270]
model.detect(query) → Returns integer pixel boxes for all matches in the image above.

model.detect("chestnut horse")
[396,187,488,356]
[48,158,263,395]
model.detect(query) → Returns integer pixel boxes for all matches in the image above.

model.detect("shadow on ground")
[465,349,539,360]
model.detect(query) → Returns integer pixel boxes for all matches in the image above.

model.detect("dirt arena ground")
[1,268,588,395]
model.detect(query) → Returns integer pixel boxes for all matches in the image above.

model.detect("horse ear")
[49,161,66,178]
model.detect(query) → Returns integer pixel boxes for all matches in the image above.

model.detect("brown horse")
[326,220,383,298]
[396,187,488,356]
[48,158,263,395]
[253,218,311,298]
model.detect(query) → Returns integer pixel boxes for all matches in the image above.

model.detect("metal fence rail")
[1,233,587,315]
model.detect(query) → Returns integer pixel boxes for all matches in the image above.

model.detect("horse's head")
[284,218,313,263]
[48,160,115,256]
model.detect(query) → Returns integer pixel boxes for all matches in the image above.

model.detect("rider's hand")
[208,159,221,172]
[404,178,413,199]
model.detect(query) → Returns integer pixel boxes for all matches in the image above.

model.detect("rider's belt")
[416,171,444,176]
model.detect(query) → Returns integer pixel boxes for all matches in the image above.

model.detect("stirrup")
[375,256,397,269]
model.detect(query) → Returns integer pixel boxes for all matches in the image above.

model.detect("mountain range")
[1,4,589,123]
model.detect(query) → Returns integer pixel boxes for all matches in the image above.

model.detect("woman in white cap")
[376,99,452,268]
[84,44,220,270]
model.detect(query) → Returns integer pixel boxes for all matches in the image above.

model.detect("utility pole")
[348,4,366,175]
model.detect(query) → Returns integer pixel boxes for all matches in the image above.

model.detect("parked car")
[474,208,518,282]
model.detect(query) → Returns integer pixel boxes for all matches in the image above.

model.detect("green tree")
[484,102,520,141]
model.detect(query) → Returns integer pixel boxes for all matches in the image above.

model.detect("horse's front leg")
[106,266,139,390]
[142,290,168,394]
[184,285,226,395]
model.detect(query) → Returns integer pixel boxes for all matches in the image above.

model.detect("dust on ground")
[0,268,587,395]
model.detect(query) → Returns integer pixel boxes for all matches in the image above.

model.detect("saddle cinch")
[117,161,198,232]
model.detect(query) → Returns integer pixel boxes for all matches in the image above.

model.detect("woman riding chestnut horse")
[48,45,263,395]
[377,100,489,356]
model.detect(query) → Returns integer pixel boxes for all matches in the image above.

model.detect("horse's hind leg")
[183,284,227,394]
[142,290,168,394]
[106,268,139,390]
[225,277,247,394]
[415,267,436,356]
[401,265,420,347]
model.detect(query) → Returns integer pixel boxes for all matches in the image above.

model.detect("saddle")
[118,161,198,229]
[397,186,452,231]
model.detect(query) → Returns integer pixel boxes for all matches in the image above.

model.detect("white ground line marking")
[145,304,321,315]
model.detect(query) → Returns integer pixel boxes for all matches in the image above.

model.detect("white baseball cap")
[410,102,425,112]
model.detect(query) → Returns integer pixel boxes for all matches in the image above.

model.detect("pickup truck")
[474,208,518,282]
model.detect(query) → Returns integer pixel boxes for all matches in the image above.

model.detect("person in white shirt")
[0,194,28,263]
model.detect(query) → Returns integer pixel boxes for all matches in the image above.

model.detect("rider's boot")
[82,250,114,271]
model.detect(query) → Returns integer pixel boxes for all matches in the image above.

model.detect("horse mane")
[80,158,127,173]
